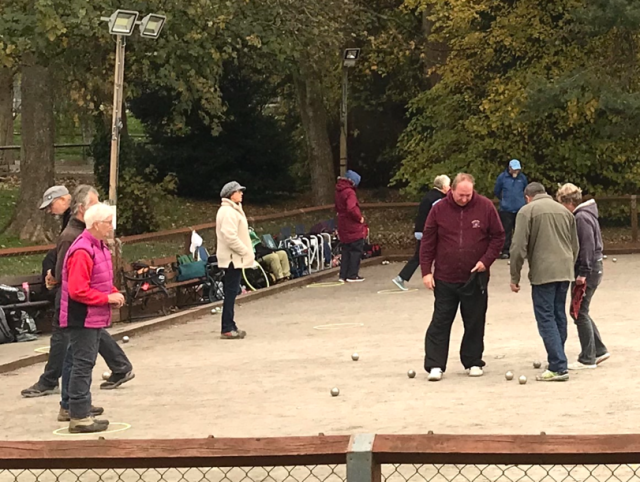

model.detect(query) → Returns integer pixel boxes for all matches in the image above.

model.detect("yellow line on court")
[34,346,50,354]
[306,282,345,288]
[53,422,132,436]
[377,289,419,294]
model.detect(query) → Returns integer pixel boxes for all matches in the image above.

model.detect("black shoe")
[499,253,510,260]
[100,371,135,390]
[346,276,365,283]
[21,382,59,398]
[58,406,104,422]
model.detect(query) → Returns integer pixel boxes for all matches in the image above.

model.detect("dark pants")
[571,261,607,365]
[67,327,101,419]
[222,265,242,333]
[61,329,133,409]
[38,291,66,389]
[424,279,488,372]
[499,211,517,255]
[532,282,569,373]
[398,240,420,282]
[339,239,364,280]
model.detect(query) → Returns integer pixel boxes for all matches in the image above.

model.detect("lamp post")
[340,48,360,177]
[101,10,166,207]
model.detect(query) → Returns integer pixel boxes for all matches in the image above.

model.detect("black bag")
[0,284,26,305]
[0,309,14,344]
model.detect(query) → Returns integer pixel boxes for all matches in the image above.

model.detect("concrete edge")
[0,255,407,375]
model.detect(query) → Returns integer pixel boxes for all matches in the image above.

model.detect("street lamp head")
[343,48,361,68]
[106,10,139,36]
[139,14,166,39]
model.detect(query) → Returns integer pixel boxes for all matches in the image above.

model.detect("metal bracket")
[347,434,380,482]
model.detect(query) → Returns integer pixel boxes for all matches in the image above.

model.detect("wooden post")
[347,434,380,482]
[632,195,638,243]
[184,230,192,256]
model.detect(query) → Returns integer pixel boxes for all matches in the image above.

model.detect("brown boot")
[68,417,109,434]
[58,406,104,422]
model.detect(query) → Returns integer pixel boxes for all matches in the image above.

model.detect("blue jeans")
[532,282,569,373]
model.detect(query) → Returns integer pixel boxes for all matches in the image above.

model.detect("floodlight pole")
[339,66,349,177]
[108,35,126,205]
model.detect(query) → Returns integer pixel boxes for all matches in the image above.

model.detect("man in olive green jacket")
[510,182,579,382]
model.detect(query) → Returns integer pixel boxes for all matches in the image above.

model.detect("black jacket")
[574,200,603,278]
[414,188,446,233]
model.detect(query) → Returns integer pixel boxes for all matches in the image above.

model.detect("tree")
[395,0,640,196]
[0,67,14,173]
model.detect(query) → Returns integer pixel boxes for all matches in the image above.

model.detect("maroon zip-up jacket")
[420,191,505,283]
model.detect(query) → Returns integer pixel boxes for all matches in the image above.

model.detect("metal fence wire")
[0,466,347,482]
[382,464,640,482]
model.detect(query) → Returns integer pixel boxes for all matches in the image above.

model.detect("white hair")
[434,175,451,190]
[84,203,114,229]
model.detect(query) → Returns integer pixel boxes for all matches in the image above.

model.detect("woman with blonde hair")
[557,183,609,370]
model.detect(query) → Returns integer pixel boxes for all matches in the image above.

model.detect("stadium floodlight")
[105,10,139,36]
[139,13,166,39]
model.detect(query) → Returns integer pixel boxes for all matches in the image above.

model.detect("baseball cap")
[509,159,522,171]
[39,186,69,210]
[220,181,246,199]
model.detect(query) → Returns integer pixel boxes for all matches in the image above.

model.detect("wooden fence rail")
[2,434,640,471]
[0,196,638,259]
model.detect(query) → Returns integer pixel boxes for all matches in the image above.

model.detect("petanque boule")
[331,387,340,397]
[122,336,130,343]
[407,370,416,379]
[102,371,111,381]
[533,361,542,369]
[613,258,618,262]
[603,255,608,259]
[505,371,514,381]
[351,353,359,361]
[519,375,527,385]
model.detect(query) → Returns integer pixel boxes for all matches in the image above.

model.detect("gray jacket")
[574,199,603,278]
[510,193,579,286]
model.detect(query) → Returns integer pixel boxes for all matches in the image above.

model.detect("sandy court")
[1,255,638,441]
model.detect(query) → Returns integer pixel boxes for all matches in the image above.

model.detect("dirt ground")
[1,255,638,441]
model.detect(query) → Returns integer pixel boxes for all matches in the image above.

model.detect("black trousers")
[424,279,488,372]
[222,265,242,333]
[339,239,364,280]
[499,211,517,254]
[398,240,421,282]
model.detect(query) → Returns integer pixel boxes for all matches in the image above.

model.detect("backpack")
[176,254,207,282]
[0,309,14,344]
[0,284,26,305]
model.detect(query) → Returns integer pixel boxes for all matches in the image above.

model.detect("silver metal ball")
[407,370,416,379]
[519,375,527,385]
[351,353,359,361]
[613,258,618,263]
[533,361,542,369]
[331,387,340,397]
[102,371,111,381]
[122,336,130,343]
[505,371,514,381]
[603,255,608,259]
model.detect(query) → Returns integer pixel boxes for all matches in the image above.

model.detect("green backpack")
[176,254,207,282]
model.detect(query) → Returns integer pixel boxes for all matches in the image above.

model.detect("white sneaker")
[568,361,597,370]
[392,276,408,291]
[596,353,610,365]
[467,366,484,377]
[428,368,443,381]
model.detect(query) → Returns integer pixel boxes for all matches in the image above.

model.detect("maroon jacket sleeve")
[479,201,506,269]
[420,206,439,277]
[67,250,110,306]
[345,189,363,223]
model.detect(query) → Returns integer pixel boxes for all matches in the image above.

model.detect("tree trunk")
[293,66,336,206]
[5,53,55,242]
[0,67,14,173]
[422,6,446,88]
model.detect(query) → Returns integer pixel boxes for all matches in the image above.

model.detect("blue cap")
[345,170,361,187]
[509,159,522,171]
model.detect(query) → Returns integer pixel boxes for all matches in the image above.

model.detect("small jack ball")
[533,361,542,369]
[407,370,416,379]
[505,371,514,381]
[519,375,528,385]
[351,353,359,361]
[122,336,130,343]
[102,371,111,381]
[331,387,340,397]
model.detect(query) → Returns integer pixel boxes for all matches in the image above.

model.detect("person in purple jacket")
[420,173,505,381]
[60,203,125,433]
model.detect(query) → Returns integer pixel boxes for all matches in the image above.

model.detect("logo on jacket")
[472,220,481,229]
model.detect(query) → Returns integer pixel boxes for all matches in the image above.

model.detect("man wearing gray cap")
[40,185,72,232]
[216,181,253,339]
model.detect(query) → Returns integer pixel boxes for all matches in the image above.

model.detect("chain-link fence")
[0,466,347,482]
[383,464,640,482]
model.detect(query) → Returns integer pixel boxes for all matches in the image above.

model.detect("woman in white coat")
[215,181,255,339]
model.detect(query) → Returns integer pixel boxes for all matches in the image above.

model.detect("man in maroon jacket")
[335,170,367,282]
[420,173,505,381]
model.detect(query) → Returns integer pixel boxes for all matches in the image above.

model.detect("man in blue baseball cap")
[494,159,528,259]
